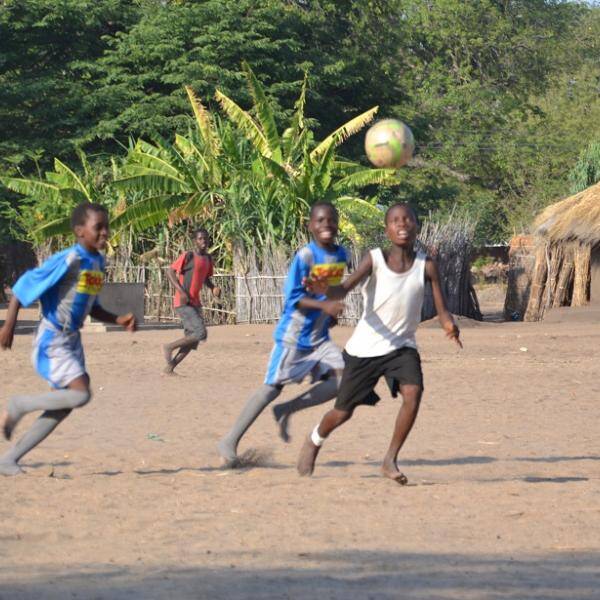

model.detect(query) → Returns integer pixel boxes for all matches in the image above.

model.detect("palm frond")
[31,215,72,240]
[332,168,399,192]
[215,90,270,157]
[185,86,221,157]
[53,159,92,201]
[109,195,183,233]
[242,62,281,160]
[310,106,379,161]
[1,177,61,202]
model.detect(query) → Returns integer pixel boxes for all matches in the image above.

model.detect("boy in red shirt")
[163,228,220,374]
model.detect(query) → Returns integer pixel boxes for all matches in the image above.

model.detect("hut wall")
[590,245,600,306]
[524,243,549,321]
[571,243,591,307]
[504,235,535,320]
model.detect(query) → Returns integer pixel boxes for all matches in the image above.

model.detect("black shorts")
[175,305,207,349]
[335,347,423,412]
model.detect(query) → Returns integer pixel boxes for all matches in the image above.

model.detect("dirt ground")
[1,305,599,599]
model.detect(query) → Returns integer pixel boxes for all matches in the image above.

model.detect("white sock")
[311,424,326,447]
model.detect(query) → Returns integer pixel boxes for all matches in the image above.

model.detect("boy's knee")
[401,385,422,408]
[70,389,91,408]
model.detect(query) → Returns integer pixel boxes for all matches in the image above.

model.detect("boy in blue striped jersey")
[218,202,347,465]
[0,203,136,476]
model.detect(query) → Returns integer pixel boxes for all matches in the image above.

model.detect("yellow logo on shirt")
[77,270,104,295]
[310,262,345,286]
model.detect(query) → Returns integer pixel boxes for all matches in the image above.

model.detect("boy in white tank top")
[297,203,462,484]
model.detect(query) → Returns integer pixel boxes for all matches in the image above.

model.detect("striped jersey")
[274,241,348,351]
[12,244,105,332]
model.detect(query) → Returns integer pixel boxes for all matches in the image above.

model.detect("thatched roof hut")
[524,181,600,321]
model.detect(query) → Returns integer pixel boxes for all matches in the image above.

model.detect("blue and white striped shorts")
[32,320,86,389]
[264,340,344,386]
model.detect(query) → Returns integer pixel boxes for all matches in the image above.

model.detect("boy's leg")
[0,375,90,476]
[381,384,422,484]
[297,407,352,476]
[217,384,283,463]
[163,342,194,373]
[272,369,342,443]
[163,306,206,373]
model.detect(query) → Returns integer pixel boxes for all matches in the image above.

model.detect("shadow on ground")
[1,550,599,600]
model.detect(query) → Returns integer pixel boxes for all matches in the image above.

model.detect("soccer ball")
[365,119,414,168]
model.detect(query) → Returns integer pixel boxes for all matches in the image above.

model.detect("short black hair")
[70,202,109,229]
[310,201,338,220]
[194,227,210,238]
[384,202,419,225]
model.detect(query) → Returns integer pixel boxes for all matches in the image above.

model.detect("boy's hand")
[444,321,462,348]
[212,286,221,299]
[116,313,137,333]
[179,291,190,305]
[303,275,329,296]
[321,300,344,319]
[0,325,14,350]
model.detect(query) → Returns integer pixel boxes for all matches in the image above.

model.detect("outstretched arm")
[90,305,137,332]
[425,257,462,347]
[307,253,373,300]
[0,296,21,349]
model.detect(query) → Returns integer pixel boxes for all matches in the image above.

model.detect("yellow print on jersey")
[310,262,345,286]
[77,270,104,295]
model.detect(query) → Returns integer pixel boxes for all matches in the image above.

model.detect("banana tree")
[213,63,401,244]
[0,152,112,247]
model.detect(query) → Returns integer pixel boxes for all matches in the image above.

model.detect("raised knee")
[73,389,91,408]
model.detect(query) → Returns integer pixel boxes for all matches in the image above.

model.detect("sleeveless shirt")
[344,248,426,358]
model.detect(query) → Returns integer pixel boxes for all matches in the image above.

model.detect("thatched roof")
[534,181,600,245]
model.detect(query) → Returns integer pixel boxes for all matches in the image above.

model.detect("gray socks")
[272,377,340,443]
[1,389,91,476]
[218,384,282,462]
[0,409,72,475]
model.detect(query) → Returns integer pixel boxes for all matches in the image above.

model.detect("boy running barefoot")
[218,202,347,465]
[297,203,461,484]
[163,228,220,375]
[0,203,136,476]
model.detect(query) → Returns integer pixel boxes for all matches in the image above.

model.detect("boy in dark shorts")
[217,202,347,465]
[297,203,462,484]
[163,228,220,374]
[0,202,136,476]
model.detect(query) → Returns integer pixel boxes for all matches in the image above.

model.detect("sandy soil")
[0,311,599,599]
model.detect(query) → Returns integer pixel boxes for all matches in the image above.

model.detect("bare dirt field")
[1,308,599,599]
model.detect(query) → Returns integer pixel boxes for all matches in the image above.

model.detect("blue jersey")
[12,244,105,332]
[274,241,348,351]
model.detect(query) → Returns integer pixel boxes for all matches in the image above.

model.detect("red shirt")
[170,252,213,307]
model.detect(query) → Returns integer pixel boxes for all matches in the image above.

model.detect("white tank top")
[344,248,426,358]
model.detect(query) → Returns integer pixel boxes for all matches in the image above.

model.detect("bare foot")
[297,436,320,477]
[162,362,176,375]
[1,410,17,441]
[272,405,291,443]
[381,459,408,485]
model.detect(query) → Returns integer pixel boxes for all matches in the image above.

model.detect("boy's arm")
[166,267,189,305]
[307,253,373,299]
[425,257,462,347]
[297,296,344,318]
[0,296,21,350]
[204,276,221,298]
[90,305,137,332]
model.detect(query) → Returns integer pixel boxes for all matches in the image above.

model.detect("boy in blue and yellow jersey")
[0,203,136,476]
[218,202,347,465]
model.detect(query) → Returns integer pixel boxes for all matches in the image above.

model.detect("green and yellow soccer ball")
[365,119,414,169]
